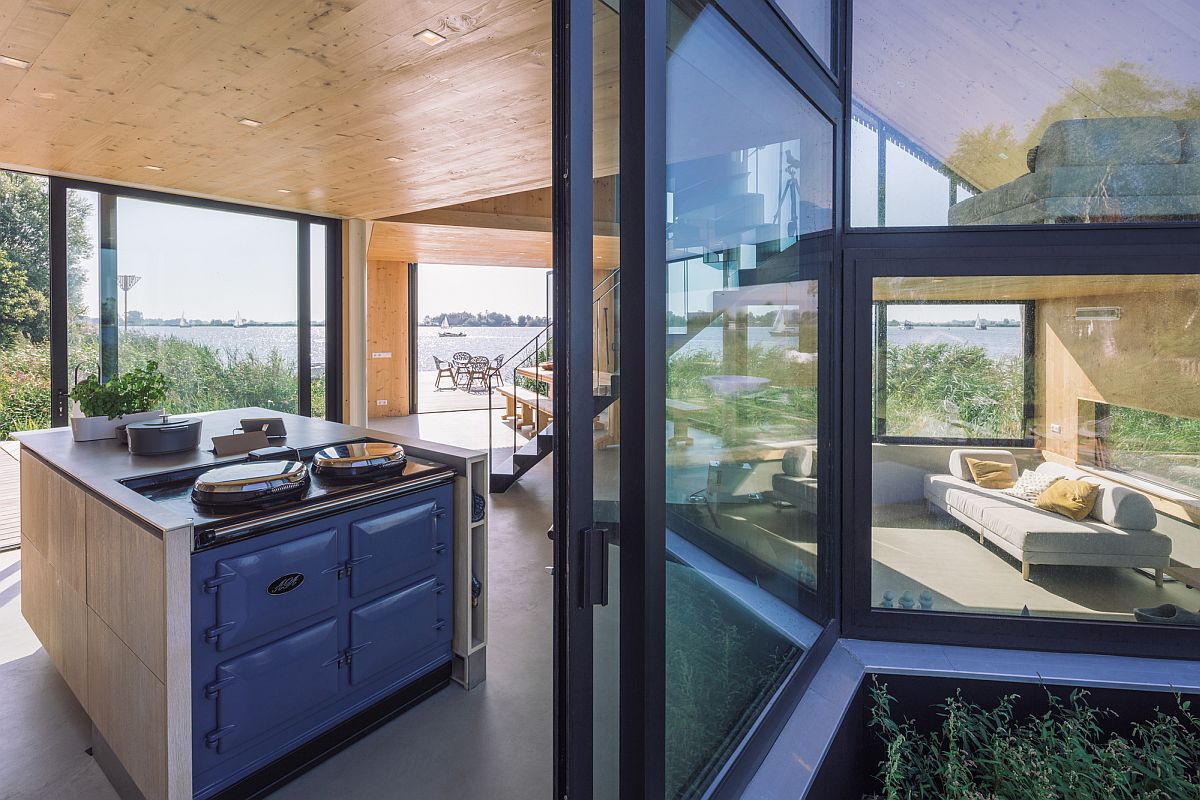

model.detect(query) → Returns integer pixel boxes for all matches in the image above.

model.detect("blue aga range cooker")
[123,440,455,799]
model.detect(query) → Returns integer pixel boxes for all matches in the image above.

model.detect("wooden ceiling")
[366,179,620,267]
[0,0,579,219]
[875,274,1200,302]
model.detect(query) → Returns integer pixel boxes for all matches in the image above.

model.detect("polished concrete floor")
[0,412,554,799]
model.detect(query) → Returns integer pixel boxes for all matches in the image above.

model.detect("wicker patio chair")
[433,356,457,390]
[451,351,472,388]
[487,354,505,387]
[464,355,492,393]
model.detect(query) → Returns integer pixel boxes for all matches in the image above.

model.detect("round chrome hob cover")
[312,442,407,478]
[191,460,310,507]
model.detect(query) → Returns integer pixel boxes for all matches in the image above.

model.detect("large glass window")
[852,0,1200,227]
[65,187,334,417]
[870,273,1200,629]
[873,301,1031,443]
[666,0,832,794]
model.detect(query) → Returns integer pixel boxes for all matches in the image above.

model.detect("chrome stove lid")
[192,460,309,506]
[312,442,406,477]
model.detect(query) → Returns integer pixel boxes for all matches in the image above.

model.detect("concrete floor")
[0,412,554,800]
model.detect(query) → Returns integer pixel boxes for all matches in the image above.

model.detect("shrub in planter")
[68,361,168,441]
[868,677,1200,800]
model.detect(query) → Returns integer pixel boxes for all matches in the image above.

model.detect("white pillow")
[1003,470,1062,503]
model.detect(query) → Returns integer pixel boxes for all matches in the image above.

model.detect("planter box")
[69,409,164,442]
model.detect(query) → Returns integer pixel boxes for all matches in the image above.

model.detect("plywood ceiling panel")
[874,274,1200,302]
[0,0,622,219]
[367,219,619,269]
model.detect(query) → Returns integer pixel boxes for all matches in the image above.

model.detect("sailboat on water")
[178,313,190,328]
[438,316,467,337]
[975,313,988,331]
[233,310,244,328]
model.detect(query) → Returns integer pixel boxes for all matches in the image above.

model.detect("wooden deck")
[0,441,19,550]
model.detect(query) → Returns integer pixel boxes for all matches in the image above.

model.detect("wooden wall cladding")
[367,259,411,416]
[1037,282,1200,464]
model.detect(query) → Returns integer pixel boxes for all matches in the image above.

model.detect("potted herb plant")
[68,361,169,442]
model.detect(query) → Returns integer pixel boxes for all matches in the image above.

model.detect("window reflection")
[666,0,831,794]
[870,274,1200,628]
[852,0,1200,227]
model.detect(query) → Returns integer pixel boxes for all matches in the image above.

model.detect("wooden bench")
[666,398,706,447]
[495,385,554,431]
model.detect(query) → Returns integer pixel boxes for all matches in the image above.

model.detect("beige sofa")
[771,445,818,515]
[924,449,1171,584]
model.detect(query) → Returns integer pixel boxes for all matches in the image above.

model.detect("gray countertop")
[12,407,485,535]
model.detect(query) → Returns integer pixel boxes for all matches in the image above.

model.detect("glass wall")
[0,170,52,444]
[870,272,1200,627]
[64,186,334,417]
[851,0,1200,227]
[665,0,832,794]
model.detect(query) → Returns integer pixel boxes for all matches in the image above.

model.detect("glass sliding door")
[664,0,833,794]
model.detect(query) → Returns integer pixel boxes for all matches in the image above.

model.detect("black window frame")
[871,297,1036,448]
[47,176,342,424]
[842,229,1200,662]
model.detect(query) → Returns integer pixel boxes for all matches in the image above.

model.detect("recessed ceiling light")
[238,118,263,128]
[277,188,292,194]
[0,55,29,69]
[414,29,446,46]
[386,156,401,163]
[143,165,164,172]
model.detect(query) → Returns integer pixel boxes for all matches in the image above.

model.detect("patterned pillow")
[1003,470,1062,503]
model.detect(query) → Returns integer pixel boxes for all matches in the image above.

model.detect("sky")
[886,303,1022,325]
[417,264,551,320]
[77,195,321,323]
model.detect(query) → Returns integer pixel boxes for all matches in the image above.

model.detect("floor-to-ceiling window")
[59,183,339,419]
[664,0,834,793]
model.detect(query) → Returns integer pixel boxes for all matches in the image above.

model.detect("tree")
[0,249,46,347]
[0,171,93,343]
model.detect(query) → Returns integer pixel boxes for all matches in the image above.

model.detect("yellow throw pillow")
[965,458,1016,489]
[1035,479,1100,521]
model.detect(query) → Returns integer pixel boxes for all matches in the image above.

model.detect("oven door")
[347,487,450,597]
[202,527,341,650]
[204,618,341,755]
[347,575,450,687]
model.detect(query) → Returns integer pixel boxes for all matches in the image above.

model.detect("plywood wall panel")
[367,259,410,416]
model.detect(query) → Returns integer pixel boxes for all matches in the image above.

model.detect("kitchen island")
[13,409,489,800]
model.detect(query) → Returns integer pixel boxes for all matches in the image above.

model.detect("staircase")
[489,270,620,492]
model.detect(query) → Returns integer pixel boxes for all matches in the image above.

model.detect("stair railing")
[486,268,621,486]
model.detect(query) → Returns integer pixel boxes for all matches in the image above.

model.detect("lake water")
[416,326,548,370]
[126,325,322,367]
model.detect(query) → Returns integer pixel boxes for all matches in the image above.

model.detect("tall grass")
[0,330,323,438]
[883,342,1024,439]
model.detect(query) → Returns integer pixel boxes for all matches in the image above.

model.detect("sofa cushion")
[772,473,817,512]
[1035,462,1158,530]
[979,505,1172,558]
[948,449,1017,483]
[925,474,1026,519]
[782,445,817,478]
[1035,479,1100,521]
[966,457,1018,489]
[1004,469,1063,503]
[1036,117,1183,170]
